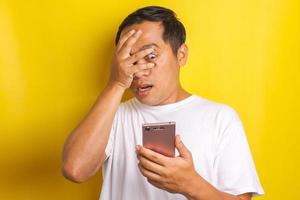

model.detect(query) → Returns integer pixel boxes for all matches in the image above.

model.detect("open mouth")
[136,84,153,97]
[138,85,153,92]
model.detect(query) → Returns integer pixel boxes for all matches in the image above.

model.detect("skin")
[136,135,252,200]
[123,21,191,105]
[62,20,252,200]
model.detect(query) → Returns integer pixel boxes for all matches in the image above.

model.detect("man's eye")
[146,53,157,60]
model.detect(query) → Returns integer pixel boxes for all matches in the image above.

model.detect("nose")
[133,58,153,78]
[133,67,152,79]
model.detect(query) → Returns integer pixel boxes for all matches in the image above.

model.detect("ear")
[177,43,188,67]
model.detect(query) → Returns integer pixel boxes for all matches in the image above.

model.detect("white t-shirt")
[100,95,264,200]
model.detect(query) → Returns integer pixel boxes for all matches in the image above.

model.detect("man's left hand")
[136,135,199,195]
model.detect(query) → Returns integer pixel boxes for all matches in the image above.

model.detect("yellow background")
[1,0,299,199]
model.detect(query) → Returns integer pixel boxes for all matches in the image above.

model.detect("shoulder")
[120,98,136,110]
[192,95,240,121]
[114,98,137,116]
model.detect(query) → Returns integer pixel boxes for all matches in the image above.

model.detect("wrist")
[107,80,127,92]
[183,173,203,199]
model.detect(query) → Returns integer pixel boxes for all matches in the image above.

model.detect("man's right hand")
[110,29,155,88]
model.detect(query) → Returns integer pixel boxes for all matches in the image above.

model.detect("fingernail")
[136,145,140,151]
[137,30,142,34]
[148,63,155,67]
[130,29,136,34]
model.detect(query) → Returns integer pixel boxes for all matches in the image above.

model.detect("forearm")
[62,80,125,182]
[185,175,243,200]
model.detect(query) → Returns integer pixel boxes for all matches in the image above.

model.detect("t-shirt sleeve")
[104,103,122,161]
[213,106,264,197]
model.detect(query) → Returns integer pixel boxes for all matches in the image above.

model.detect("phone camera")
[145,126,150,131]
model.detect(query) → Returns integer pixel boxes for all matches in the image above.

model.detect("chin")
[135,95,158,106]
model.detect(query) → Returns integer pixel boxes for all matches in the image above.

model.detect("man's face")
[121,21,182,106]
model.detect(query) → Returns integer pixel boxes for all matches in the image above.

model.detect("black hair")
[115,6,186,55]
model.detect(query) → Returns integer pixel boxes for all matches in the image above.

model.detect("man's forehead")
[121,21,164,53]
[131,43,160,54]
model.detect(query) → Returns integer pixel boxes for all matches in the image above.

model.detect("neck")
[157,85,191,106]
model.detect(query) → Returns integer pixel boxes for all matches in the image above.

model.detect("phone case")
[142,121,175,157]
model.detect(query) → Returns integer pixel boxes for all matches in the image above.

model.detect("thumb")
[175,135,191,159]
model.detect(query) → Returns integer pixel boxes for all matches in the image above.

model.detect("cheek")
[152,56,177,78]
[151,66,175,88]
[150,61,165,78]
[149,53,179,85]
[151,55,169,72]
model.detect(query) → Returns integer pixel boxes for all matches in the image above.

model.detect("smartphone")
[142,121,175,157]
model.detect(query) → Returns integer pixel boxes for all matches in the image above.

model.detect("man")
[62,6,264,200]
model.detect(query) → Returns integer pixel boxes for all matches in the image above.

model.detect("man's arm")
[136,135,253,200]
[61,29,155,183]
[182,173,252,200]
[61,81,125,183]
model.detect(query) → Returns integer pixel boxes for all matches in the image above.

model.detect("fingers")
[116,29,156,70]
[138,163,161,182]
[175,135,191,159]
[113,29,155,85]
[119,30,143,57]
[125,48,154,65]
[129,63,154,74]
[148,179,164,189]
[133,70,151,79]
[116,29,136,52]
[138,155,165,175]
[137,145,169,166]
